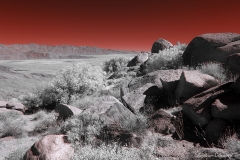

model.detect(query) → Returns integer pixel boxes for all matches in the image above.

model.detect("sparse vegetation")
[103,56,130,74]
[196,62,228,83]
[146,47,183,73]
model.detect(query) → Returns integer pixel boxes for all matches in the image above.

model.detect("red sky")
[0,0,239,51]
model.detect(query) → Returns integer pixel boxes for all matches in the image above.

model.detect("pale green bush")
[21,63,105,109]
[146,47,183,73]
[103,56,130,73]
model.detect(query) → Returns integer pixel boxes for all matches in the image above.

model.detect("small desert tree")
[21,63,105,109]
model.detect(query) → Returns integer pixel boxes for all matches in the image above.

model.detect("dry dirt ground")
[0,54,136,101]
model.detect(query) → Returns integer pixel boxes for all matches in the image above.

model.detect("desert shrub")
[21,63,105,109]
[103,56,130,73]
[51,63,105,103]
[61,112,105,145]
[196,62,227,83]
[70,96,96,110]
[120,114,148,135]
[174,41,188,51]
[0,111,27,138]
[32,110,60,134]
[146,47,183,73]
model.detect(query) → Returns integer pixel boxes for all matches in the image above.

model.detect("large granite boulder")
[121,70,182,113]
[6,102,26,113]
[122,83,154,114]
[24,135,74,160]
[182,33,240,66]
[211,93,240,120]
[174,70,219,104]
[127,52,148,67]
[126,69,183,93]
[55,104,83,120]
[227,53,240,74]
[82,96,137,125]
[182,82,233,126]
[151,38,173,53]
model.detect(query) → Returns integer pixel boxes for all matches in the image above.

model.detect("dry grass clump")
[32,110,60,135]
[0,111,27,138]
[196,62,228,83]
[72,143,141,160]
[146,47,183,73]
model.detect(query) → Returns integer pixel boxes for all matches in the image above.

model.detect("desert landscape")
[1,32,240,159]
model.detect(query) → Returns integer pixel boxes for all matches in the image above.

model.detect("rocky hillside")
[0,44,138,60]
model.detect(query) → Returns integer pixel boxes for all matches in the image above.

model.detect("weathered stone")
[23,135,74,160]
[55,104,82,120]
[127,52,148,67]
[6,102,26,112]
[227,53,240,74]
[122,83,154,114]
[151,38,173,53]
[128,70,182,92]
[175,70,219,104]
[211,93,240,120]
[182,82,233,126]
[83,96,137,125]
[182,33,240,66]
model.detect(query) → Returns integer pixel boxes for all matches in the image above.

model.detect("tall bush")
[103,56,130,73]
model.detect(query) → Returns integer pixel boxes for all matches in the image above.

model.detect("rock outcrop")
[182,82,233,126]
[211,93,240,120]
[174,70,219,104]
[127,52,148,67]
[55,104,83,120]
[24,135,74,160]
[182,33,240,66]
[151,38,173,53]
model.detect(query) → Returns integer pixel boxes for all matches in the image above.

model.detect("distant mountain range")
[0,44,139,60]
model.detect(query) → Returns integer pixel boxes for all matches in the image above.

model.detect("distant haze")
[0,0,239,51]
[0,44,138,60]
